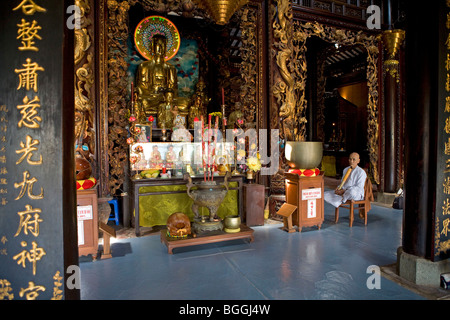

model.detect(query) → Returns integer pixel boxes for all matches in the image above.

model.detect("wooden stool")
[277,203,297,233]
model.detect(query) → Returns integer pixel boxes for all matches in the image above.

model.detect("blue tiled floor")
[79,200,425,300]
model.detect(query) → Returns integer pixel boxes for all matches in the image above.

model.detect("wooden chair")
[334,177,374,227]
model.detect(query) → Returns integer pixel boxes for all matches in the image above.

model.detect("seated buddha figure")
[134,34,189,123]
[149,145,162,168]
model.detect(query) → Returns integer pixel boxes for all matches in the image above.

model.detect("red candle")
[201,116,206,181]
[131,82,134,104]
[212,116,219,181]
[221,87,225,105]
[208,115,212,180]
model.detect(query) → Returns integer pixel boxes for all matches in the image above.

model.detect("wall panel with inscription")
[0,0,78,300]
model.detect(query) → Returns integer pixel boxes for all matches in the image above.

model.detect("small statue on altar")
[172,105,193,142]
[227,102,244,129]
[157,92,175,129]
[188,94,202,129]
[193,78,210,116]
[150,145,162,168]
[135,153,148,170]
[165,145,176,168]
[172,105,186,129]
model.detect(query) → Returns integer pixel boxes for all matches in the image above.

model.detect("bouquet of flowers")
[246,154,261,173]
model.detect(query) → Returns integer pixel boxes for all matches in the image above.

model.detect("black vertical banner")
[435,0,450,262]
[0,0,78,299]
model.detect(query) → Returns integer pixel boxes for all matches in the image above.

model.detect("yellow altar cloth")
[137,182,239,227]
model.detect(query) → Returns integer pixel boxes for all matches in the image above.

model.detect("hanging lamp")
[381,29,405,83]
[192,0,249,25]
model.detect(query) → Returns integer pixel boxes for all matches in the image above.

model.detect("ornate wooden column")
[380,30,404,194]
[379,0,405,195]
[402,1,444,261]
[383,73,397,192]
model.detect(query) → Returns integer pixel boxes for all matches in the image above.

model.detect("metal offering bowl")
[285,141,323,169]
[224,215,241,229]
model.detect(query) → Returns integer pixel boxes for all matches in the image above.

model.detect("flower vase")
[246,170,254,183]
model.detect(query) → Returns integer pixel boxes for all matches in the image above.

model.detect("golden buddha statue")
[227,102,244,129]
[134,34,189,123]
[188,94,202,129]
[194,77,210,115]
[157,91,175,129]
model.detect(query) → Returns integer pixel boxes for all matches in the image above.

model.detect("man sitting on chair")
[324,152,367,208]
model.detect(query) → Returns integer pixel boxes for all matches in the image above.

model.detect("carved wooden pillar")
[380,0,404,194]
[382,64,399,193]
[402,2,441,260]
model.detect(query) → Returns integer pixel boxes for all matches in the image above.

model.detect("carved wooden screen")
[271,0,380,184]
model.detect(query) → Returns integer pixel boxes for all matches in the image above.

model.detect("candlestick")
[221,104,226,136]
[221,87,225,105]
[201,116,206,181]
[131,81,134,104]
[212,116,219,181]
[208,115,212,181]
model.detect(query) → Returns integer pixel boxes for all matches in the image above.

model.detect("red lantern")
[148,116,154,122]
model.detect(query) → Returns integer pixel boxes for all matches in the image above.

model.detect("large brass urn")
[184,172,230,233]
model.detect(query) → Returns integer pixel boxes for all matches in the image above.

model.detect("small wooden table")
[160,224,254,254]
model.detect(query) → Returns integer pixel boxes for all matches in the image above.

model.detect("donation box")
[285,172,324,232]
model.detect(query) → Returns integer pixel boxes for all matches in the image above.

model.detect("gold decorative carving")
[75,28,91,65]
[271,4,380,183]
[294,21,380,183]
[272,0,305,142]
[106,0,131,195]
[240,6,258,127]
[75,0,96,171]
[130,0,202,17]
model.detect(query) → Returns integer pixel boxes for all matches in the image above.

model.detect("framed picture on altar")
[135,124,151,142]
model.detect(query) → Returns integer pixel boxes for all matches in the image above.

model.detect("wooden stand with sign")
[77,189,99,260]
[277,203,297,233]
[99,222,116,259]
[285,172,324,232]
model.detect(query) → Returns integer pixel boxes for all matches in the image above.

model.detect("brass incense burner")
[184,172,230,233]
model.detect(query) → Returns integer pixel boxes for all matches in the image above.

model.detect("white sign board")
[302,188,322,200]
[307,199,317,218]
[77,220,84,246]
[77,205,93,221]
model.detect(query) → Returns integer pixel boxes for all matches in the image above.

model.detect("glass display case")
[129,141,234,178]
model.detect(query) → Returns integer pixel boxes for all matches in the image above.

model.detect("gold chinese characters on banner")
[436,2,450,258]
[0,0,62,301]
